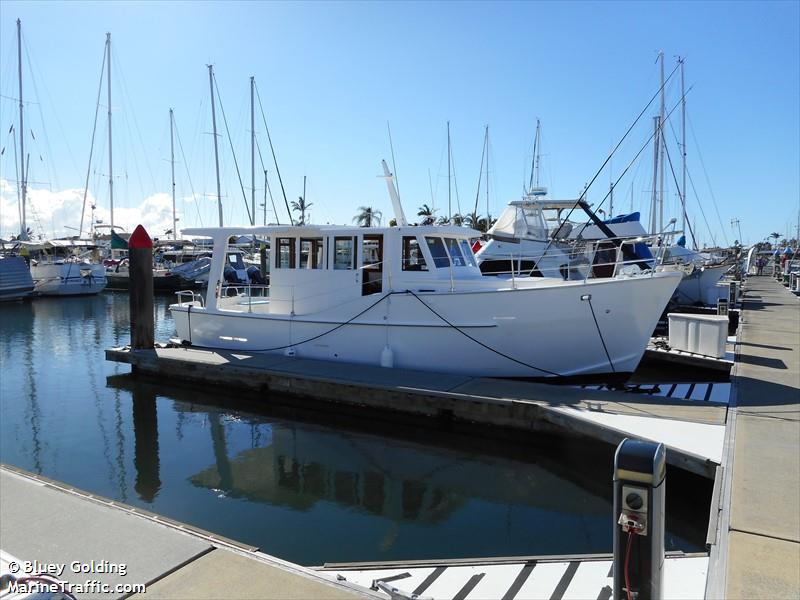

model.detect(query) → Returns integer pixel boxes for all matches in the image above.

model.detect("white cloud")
[0,179,182,240]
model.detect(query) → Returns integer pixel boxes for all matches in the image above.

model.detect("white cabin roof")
[181,224,480,238]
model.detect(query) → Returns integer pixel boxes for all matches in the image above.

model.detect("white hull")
[672,264,729,306]
[31,262,107,296]
[172,272,681,379]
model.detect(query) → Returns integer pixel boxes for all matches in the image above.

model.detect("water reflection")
[1,292,710,566]
[131,382,161,502]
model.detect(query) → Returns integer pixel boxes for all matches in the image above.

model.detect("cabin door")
[361,235,383,295]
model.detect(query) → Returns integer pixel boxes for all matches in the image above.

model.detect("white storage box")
[668,313,728,358]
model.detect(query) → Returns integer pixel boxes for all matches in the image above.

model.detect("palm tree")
[450,213,464,227]
[291,196,312,225]
[353,206,382,227]
[465,211,482,230]
[417,204,436,226]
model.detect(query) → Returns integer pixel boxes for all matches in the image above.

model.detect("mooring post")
[129,224,154,351]
[613,438,666,600]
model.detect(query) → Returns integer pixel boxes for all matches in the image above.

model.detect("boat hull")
[672,264,729,306]
[31,262,107,296]
[171,272,681,379]
[0,256,35,301]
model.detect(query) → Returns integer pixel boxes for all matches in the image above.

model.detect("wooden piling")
[129,224,154,350]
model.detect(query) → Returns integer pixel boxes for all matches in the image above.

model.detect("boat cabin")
[182,225,484,315]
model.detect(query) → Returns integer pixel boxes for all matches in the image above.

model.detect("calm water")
[0,293,709,565]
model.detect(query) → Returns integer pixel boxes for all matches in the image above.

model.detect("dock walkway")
[0,464,376,599]
[713,276,799,598]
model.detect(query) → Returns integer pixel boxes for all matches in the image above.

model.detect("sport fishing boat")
[475,195,653,280]
[169,224,682,381]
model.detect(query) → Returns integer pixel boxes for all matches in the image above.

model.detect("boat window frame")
[275,237,296,269]
[401,235,429,272]
[424,236,451,269]
[299,237,324,269]
[459,239,477,267]
[333,236,356,270]
[444,237,467,267]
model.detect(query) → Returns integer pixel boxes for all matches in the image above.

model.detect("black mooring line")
[413,566,447,595]
[667,383,678,397]
[550,561,579,600]
[684,382,696,399]
[452,573,485,600]
[501,561,537,600]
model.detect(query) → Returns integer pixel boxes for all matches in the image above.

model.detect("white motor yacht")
[475,197,654,280]
[169,224,681,381]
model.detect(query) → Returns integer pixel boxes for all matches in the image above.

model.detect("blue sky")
[0,0,798,246]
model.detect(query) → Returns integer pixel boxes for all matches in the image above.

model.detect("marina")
[1,3,799,598]
[3,267,799,599]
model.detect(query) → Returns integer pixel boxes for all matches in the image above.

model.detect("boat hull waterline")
[171,272,681,379]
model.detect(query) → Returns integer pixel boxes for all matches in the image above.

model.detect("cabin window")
[445,237,466,266]
[424,237,450,268]
[459,240,477,267]
[275,237,296,269]
[333,237,355,270]
[402,236,428,271]
[300,238,324,269]
[361,235,383,295]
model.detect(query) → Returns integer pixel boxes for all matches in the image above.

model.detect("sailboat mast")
[250,76,255,226]
[170,108,176,239]
[485,125,489,218]
[680,57,687,238]
[447,121,451,221]
[263,170,268,226]
[17,19,26,237]
[208,65,223,226]
[658,51,665,235]
[534,119,541,189]
[107,33,114,231]
[650,116,660,236]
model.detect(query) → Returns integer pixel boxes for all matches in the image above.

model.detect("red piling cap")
[128,225,152,249]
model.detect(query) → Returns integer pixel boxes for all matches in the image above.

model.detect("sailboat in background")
[12,20,106,296]
[653,55,731,305]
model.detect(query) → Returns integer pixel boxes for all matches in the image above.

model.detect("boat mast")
[485,125,489,219]
[658,51,665,235]
[447,121,451,221]
[208,65,223,226]
[250,76,255,226]
[170,108,176,239]
[17,19,26,238]
[680,56,688,242]
[650,116,660,236]
[263,170,268,226]
[534,119,541,189]
[107,33,114,232]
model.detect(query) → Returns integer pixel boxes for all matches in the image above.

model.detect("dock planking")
[0,464,376,599]
[706,276,800,599]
